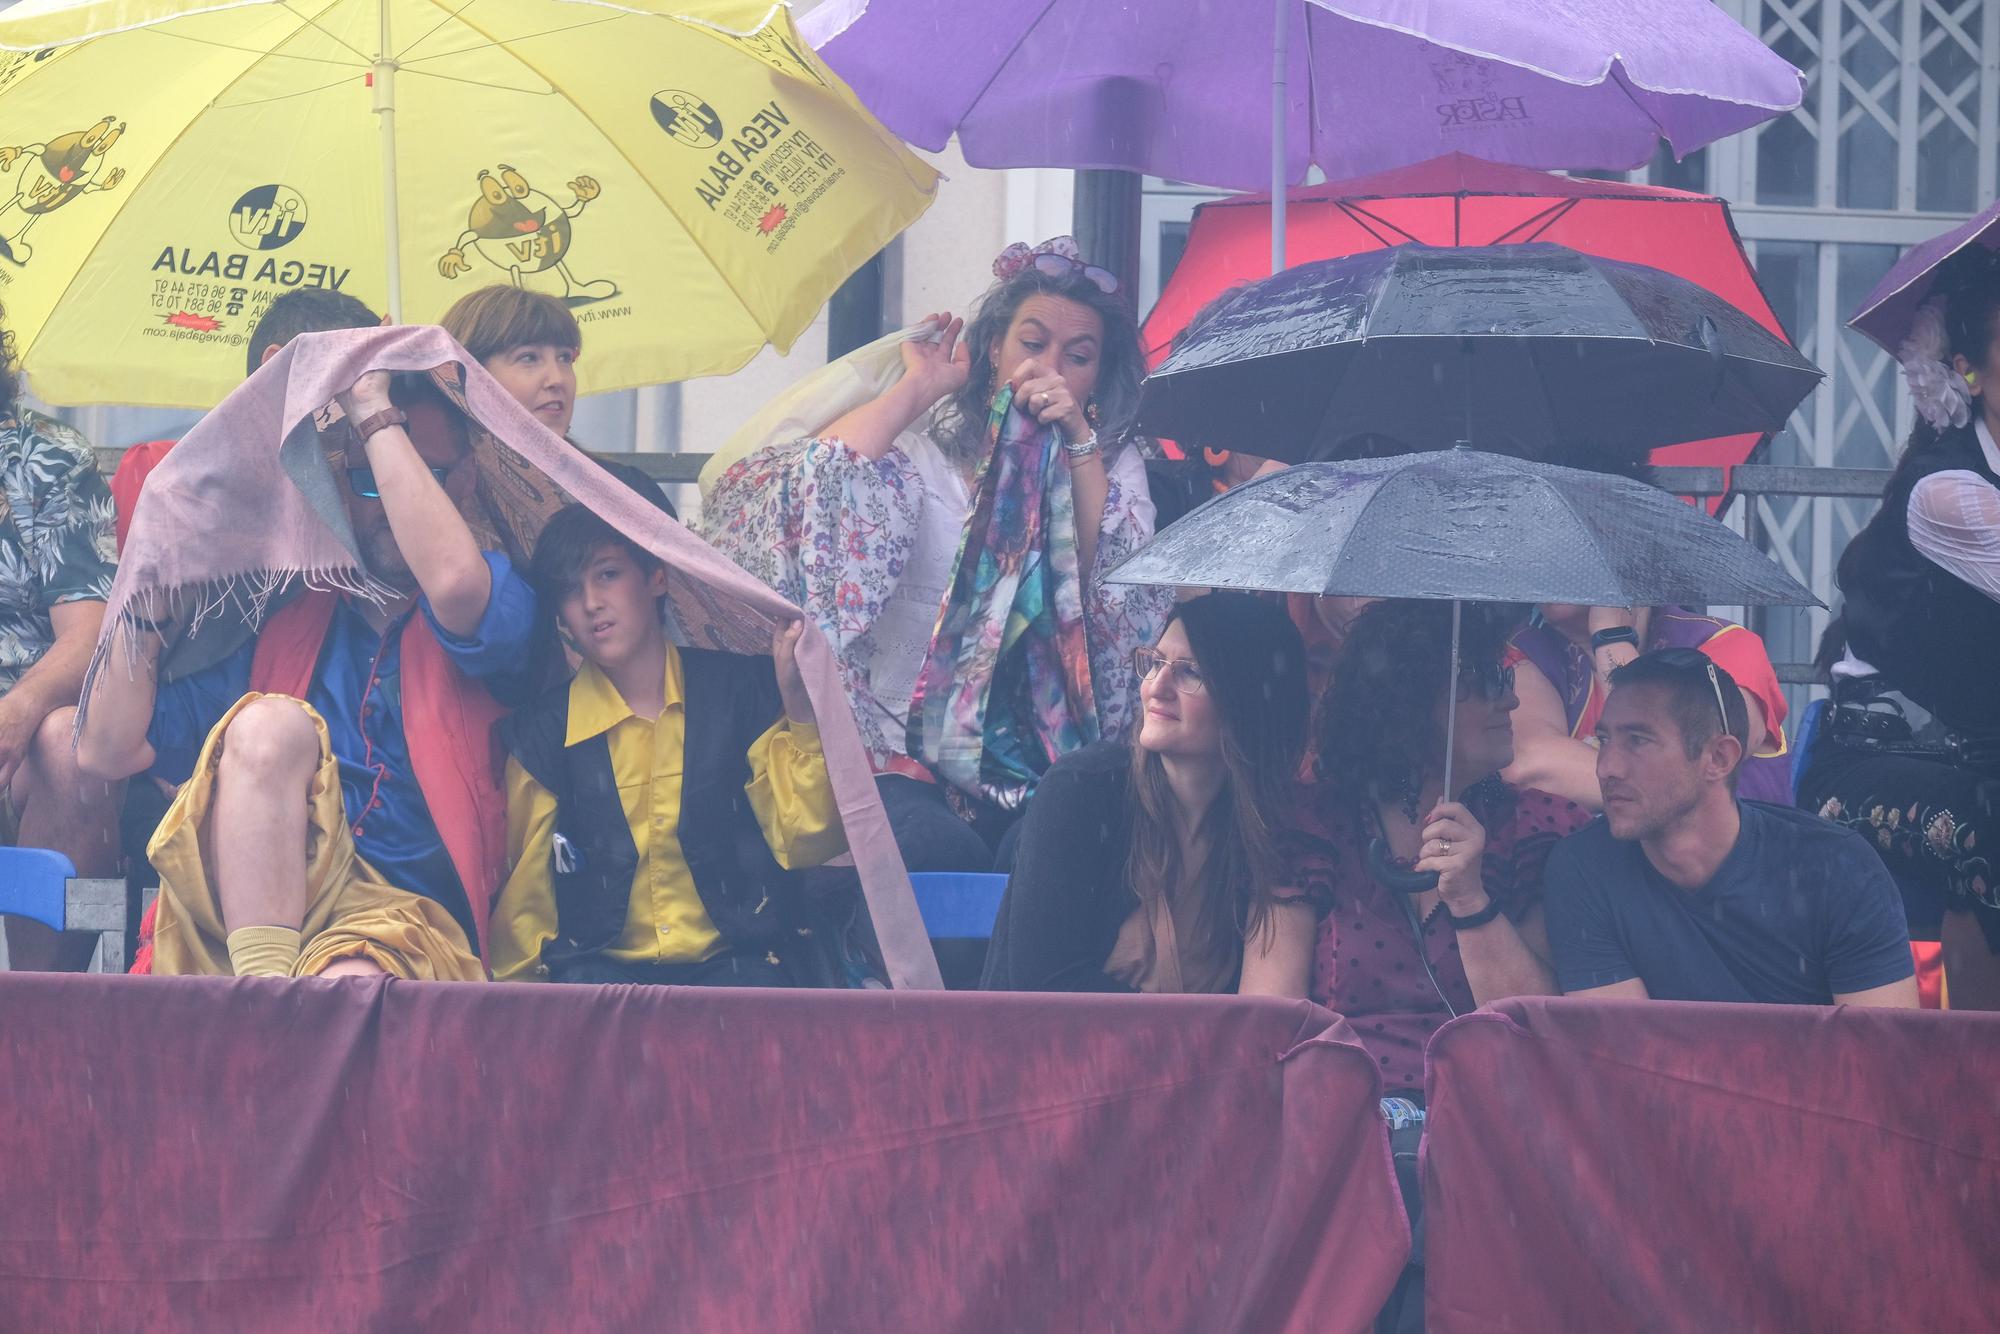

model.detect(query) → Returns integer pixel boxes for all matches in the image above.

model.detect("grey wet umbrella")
[1139,242,1822,465]
[1108,448,1819,889]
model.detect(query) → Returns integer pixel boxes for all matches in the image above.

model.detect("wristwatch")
[1445,897,1505,930]
[1589,625,1640,653]
[350,406,408,443]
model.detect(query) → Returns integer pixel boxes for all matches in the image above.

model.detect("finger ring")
[1440,839,1452,853]
[1035,392,1047,407]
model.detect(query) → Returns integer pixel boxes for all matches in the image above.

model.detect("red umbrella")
[1142,153,1795,496]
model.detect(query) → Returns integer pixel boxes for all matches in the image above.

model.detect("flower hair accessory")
[1900,295,1972,432]
[991,235,1118,293]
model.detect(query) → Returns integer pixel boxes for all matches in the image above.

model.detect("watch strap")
[1589,625,1641,652]
[1445,896,1506,930]
[351,407,408,443]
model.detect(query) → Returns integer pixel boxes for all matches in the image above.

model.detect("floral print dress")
[700,425,1168,777]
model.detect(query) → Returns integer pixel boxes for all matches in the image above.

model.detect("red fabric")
[251,591,509,961]
[1424,997,2000,1331]
[0,977,1408,1331]
[1914,940,1944,1009]
[1143,153,1790,498]
[109,438,178,551]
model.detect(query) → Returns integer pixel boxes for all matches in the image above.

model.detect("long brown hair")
[1124,593,1310,982]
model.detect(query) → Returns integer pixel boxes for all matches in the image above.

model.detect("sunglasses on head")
[1647,647,1734,736]
[345,464,453,499]
[1032,251,1120,294]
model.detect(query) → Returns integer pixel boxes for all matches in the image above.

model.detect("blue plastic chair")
[0,846,128,972]
[908,872,1008,941]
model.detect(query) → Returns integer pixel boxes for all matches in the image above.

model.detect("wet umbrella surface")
[1139,243,1821,465]
[1107,448,1819,609]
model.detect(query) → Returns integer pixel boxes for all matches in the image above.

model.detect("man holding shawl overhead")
[77,326,941,990]
[77,354,531,980]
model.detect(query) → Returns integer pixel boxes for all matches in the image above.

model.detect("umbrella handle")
[1365,837,1440,896]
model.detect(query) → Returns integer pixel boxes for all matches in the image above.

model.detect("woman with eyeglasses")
[704,237,1168,874]
[981,594,1309,993]
[1241,600,1588,1095]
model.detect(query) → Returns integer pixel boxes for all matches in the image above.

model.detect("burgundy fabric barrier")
[1424,997,2000,1331]
[0,976,1408,1332]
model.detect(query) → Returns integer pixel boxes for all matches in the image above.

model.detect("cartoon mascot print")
[0,116,126,265]
[438,165,617,305]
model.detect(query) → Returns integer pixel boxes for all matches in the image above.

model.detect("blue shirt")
[149,552,537,947]
[1544,800,1914,1004]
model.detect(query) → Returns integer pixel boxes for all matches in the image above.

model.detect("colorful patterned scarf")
[906,387,1099,809]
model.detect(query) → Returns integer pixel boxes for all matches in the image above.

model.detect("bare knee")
[219,697,318,780]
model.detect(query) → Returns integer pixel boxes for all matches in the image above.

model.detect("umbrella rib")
[1338,201,1416,247]
[400,65,557,95]
[395,0,487,63]
[398,13,629,67]
[215,71,367,109]
[280,0,373,64]
[148,23,364,67]
[1491,198,1577,245]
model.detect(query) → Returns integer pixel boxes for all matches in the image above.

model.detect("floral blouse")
[700,426,1169,771]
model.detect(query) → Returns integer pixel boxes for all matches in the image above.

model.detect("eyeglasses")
[1032,251,1120,294]
[1457,660,1515,701]
[1133,647,1206,694]
[1649,647,1733,736]
[345,464,454,499]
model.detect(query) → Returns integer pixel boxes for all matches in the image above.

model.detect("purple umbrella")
[804,0,1803,269]
[1850,200,2000,355]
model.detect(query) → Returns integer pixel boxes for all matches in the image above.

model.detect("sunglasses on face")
[345,464,454,499]
[1133,646,1206,694]
[1032,251,1120,294]
[1457,660,1516,701]
[1648,647,1734,735]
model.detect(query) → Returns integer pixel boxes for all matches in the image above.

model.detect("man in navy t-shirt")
[1545,649,1916,1006]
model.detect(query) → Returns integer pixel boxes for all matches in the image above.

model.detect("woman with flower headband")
[1804,247,2000,1007]
[702,238,1168,873]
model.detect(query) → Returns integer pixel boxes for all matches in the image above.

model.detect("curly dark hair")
[1315,599,1523,805]
[929,259,1143,465]
[0,303,20,416]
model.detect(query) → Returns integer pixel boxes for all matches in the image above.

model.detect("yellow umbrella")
[0,0,938,407]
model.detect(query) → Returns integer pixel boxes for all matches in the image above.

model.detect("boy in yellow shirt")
[491,505,847,985]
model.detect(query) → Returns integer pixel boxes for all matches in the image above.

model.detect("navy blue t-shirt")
[1544,800,1914,1003]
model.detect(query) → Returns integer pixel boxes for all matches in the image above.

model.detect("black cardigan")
[980,742,1140,993]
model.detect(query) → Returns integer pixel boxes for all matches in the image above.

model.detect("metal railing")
[95,449,1890,683]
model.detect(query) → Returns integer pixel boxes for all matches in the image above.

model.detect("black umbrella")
[1139,242,1822,465]
[1107,449,1820,889]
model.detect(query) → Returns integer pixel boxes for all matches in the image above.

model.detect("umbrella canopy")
[1139,242,1822,465]
[1849,198,2000,355]
[802,0,1803,189]
[0,0,937,408]
[1105,448,1820,609]
[1140,153,1795,481]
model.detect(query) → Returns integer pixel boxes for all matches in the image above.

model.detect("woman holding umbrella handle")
[1240,600,1590,1097]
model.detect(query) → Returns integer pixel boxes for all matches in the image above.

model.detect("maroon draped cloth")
[1425,997,2000,1331]
[0,976,1407,1332]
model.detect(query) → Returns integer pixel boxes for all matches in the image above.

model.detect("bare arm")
[1452,903,1558,1006]
[1833,976,1921,1009]
[1238,899,1316,997]
[1499,659,1604,810]
[0,599,103,787]
[1565,977,1651,1001]
[75,617,162,781]
[338,372,490,638]
[1420,802,1558,1005]
[818,316,967,461]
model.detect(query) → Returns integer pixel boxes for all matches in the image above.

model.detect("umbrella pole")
[373,0,403,322]
[1440,598,1462,804]
[1270,0,1287,274]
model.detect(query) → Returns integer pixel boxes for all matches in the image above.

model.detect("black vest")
[1836,423,2000,731]
[500,647,794,970]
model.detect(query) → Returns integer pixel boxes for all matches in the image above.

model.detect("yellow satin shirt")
[491,645,847,980]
